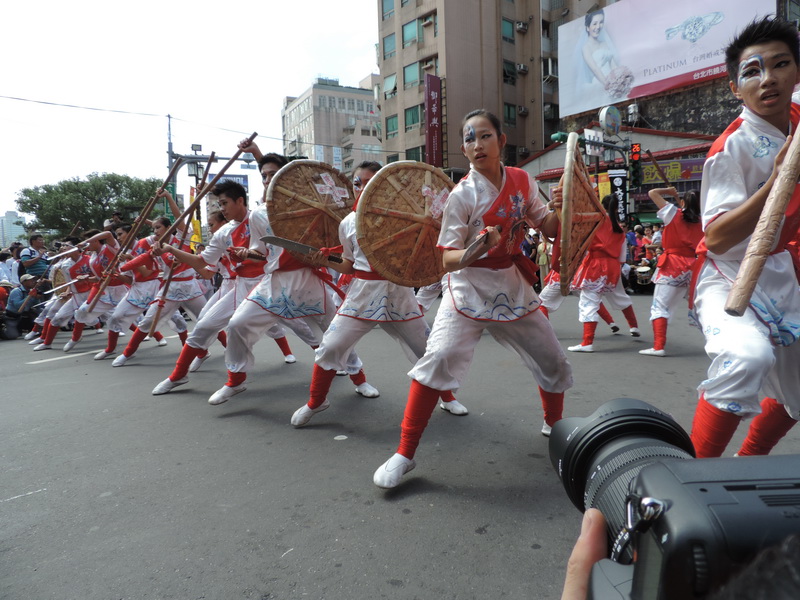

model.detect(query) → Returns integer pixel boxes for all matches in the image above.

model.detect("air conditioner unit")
[517,106,529,116]
[516,63,529,74]
[422,59,435,70]
[422,15,434,26]
[517,147,530,156]
[515,21,529,33]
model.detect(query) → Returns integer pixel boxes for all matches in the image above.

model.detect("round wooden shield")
[266,160,354,265]
[356,161,453,287]
[51,265,67,289]
[559,133,607,296]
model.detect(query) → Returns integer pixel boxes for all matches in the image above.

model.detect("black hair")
[208,210,227,225]
[461,109,506,163]
[601,194,623,234]
[213,180,248,203]
[64,236,81,245]
[681,189,701,223]
[726,17,800,83]
[114,223,132,233]
[0,251,10,261]
[258,153,288,170]
[152,216,171,228]
[28,234,43,244]
[584,9,604,29]
[355,161,382,173]
[82,229,106,245]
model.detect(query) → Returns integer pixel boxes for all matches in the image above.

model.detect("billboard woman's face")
[586,15,604,39]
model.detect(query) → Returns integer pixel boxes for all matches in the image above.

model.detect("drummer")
[290,160,469,427]
[373,110,571,488]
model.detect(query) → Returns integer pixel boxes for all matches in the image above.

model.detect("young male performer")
[689,17,800,458]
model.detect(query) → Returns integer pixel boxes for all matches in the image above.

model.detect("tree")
[15,173,164,236]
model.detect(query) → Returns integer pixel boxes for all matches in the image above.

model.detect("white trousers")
[409,290,573,393]
[648,282,688,321]
[185,276,263,351]
[578,279,632,323]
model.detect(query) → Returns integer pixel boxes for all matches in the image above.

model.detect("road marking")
[281,548,294,558]
[1,488,47,503]
[26,351,94,364]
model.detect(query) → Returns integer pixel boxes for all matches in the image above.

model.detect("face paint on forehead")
[738,54,765,88]
[463,123,476,144]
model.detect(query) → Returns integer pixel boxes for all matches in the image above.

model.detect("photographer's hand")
[562,509,607,600]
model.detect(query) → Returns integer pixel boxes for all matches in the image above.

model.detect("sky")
[0,1,379,219]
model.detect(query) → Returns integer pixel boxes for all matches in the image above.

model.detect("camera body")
[549,398,800,599]
[588,455,800,599]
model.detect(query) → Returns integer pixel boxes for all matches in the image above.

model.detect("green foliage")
[15,173,163,237]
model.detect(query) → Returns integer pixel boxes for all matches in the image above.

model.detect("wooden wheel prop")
[356,161,453,287]
[266,160,354,265]
[559,132,607,296]
[51,265,67,290]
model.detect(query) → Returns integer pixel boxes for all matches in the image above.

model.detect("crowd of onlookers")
[0,235,54,338]
[521,218,664,294]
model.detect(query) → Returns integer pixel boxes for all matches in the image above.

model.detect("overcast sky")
[1,1,378,218]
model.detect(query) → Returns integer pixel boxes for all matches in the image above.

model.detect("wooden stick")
[645,150,671,186]
[157,133,257,243]
[725,134,800,316]
[86,158,184,312]
[67,221,81,238]
[147,152,216,336]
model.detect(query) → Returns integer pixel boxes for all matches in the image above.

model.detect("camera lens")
[549,399,694,554]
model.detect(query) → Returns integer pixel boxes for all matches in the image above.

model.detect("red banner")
[424,74,443,167]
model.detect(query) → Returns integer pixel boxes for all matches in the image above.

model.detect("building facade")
[281,76,383,177]
[0,211,27,247]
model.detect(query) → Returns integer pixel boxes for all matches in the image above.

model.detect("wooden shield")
[266,160,354,265]
[51,265,67,289]
[559,132,607,296]
[356,161,453,287]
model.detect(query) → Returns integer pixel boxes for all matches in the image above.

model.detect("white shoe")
[284,354,296,364]
[541,421,552,437]
[112,354,133,367]
[189,354,209,373]
[609,323,620,334]
[373,453,416,489]
[33,343,52,351]
[143,336,152,342]
[119,330,126,337]
[439,399,469,415]
[28,337,44,345]
[94,350,115,360]
[152,376,189,395]
[639,347,666,357]
[24,330,39,340]
[63,339,78,352]
[630,327,641,337]
[291,399,330,427]
[355,382,380,398]
[95,328,104,335]
[335,370,348,376]
[157,338,168,347]
[567,343,594,352]
[208,384,247,405]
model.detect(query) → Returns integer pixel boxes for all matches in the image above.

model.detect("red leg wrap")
[597,303,613,325]
[169,345,205,381]
[217,330,228,348]
[397,380,441,459]
[622,305,639,329]
[652,317,668,351]
[71,322,85,342]
[309,364,337,409]
[274,335,292,356]
[690,397,742,458]
[124,328,149,357]
[738,397,797,456]
[440,390,456,403]
[105,331,120,353]
[350,369,367,386]
[152,331,164,341]
[539,306,550,319]
[226,370,247,388]
[582,321,598,346]
[43,322,59,345]
[539,386,564,427]
[178,330,188,344]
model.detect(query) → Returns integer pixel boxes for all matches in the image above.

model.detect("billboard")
[557,0,773,118]
[424,74,443,167]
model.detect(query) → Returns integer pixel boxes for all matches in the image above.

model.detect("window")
[383,33,396,59]
[361,127,372,136]
[387,154,400,163]
[404,62,420,88]
[503,103,517,127]
[357,99,364,112]
[318,94,327,106]
[328,96,337,109]
[383,73,397,99]
[406,146,424,162]
[503,60,517,85]
[402,20,418,47]
[347,98,355,111]
[542,20,551,38]
[366,102,374,114]
[401,0,409,5]
[382,0,393,20]
[386,114,399,138]
[405,104,422,131]
[502,18,515,43]
[505,144,517,167]
[338,97,346,110]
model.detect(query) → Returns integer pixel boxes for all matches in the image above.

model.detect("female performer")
[373,109,572,489]
[567,195,640,353]
[638,187,703,357]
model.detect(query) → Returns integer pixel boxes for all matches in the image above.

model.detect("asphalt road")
[2,293,799,600]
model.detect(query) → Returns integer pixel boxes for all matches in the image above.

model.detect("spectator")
[0,251,12,282]
[19,234,50,278]
[650,222,663,246]
[103,211,124,231]
[5,274,40,335]
[0,279,13,310]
